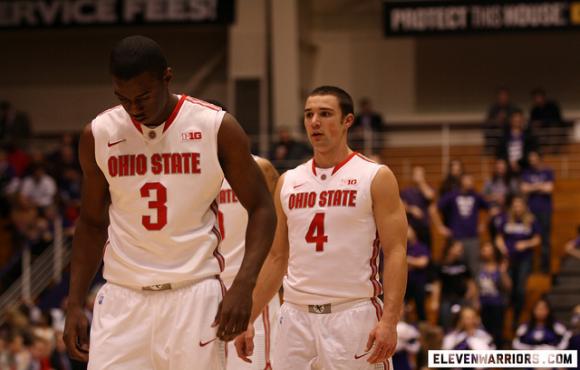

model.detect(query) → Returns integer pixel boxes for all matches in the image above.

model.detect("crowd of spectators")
[398,149,580,367]
[485,86,571,158]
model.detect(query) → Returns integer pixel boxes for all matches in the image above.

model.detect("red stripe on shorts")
[369,235,382,296]
[262,305,272,370]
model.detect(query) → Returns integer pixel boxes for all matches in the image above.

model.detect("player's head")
[304,86,354,153]
[109,35,173,126]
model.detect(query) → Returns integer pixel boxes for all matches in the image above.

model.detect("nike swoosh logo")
[199,338,217,347]
[293,183,306,189]
[354,351,370,360]
[108,139,126,147]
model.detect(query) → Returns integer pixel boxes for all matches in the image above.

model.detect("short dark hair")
[308,85,354,117]
[109,35,167,80]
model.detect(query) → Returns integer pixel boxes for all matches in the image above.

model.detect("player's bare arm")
[367,166,408,364]
[215,113,277,341]
[64,123,110,361]
[235,173,289,363]
[255,156,280,194]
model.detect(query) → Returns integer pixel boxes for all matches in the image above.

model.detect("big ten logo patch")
[181,131,202,141]
[341,178,358,186]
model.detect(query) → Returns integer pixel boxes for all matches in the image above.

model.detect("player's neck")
[313,146,353,169]
[145,93,179,128]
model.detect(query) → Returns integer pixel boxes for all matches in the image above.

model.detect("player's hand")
[63,305,90,362]
[365,320,397,364]
[213,284,252,341]
[234,323,255,363]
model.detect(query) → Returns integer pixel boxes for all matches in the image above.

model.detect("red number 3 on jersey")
[305,212,328,252]
[140,182,168,230]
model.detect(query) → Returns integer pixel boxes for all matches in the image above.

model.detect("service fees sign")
[0,0,234,28]
[383,0,580,36]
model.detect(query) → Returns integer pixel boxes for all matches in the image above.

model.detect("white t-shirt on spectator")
[20,175,57,207]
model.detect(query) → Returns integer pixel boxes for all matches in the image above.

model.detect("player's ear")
[343,113,354,128]
[163,67,173,85]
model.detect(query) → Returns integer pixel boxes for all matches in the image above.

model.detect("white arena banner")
[429,350,578,368]
[0,0,234,28]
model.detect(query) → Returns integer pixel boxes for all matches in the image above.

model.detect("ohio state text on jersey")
[92,95,226,287]
[280,152,384,305]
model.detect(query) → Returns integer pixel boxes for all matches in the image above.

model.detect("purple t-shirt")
[521,168,554,214]
[499,216,540,261]
[478,269,505,306]
[407,241,430,286]
[438,190,488,239]
[401,187,431,225]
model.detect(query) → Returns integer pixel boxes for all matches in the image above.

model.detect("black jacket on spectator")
[496,132,539,170]
[530,101,562,128]
[353,112,384,132]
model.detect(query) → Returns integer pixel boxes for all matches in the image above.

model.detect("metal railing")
[0,220,71,321]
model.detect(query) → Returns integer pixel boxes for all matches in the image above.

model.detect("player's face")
[303,95,353,153]
[113,69,172,127]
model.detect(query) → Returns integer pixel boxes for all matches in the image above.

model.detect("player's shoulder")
[287,158,313,177]
[94,105,125,122]
[349,152,386,171]
[182,95,222,112]
[91,105,129,137]
[253,155,273,169]
[278,159,312,187]
[349,153,395,181]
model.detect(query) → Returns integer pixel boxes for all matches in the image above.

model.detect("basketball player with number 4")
[235,86,408,370]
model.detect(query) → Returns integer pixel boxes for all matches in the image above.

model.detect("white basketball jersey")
[217,178,248,287]
[280,153,383,305]
[92,95,226,287]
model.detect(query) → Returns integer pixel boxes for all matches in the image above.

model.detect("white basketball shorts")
[272,298,392,370]
[88,277,226,370]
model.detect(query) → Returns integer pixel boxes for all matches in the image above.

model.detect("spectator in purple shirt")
[478,242,511,348]
[483,159,519,240]
[405,226,430,322]
[513,298,571,350]
[496,195,541,327]
[438,174,489,277]
[442,306,495,370]
[564,225,580,261]
[521,151,554,273]
[401,166,435,249]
